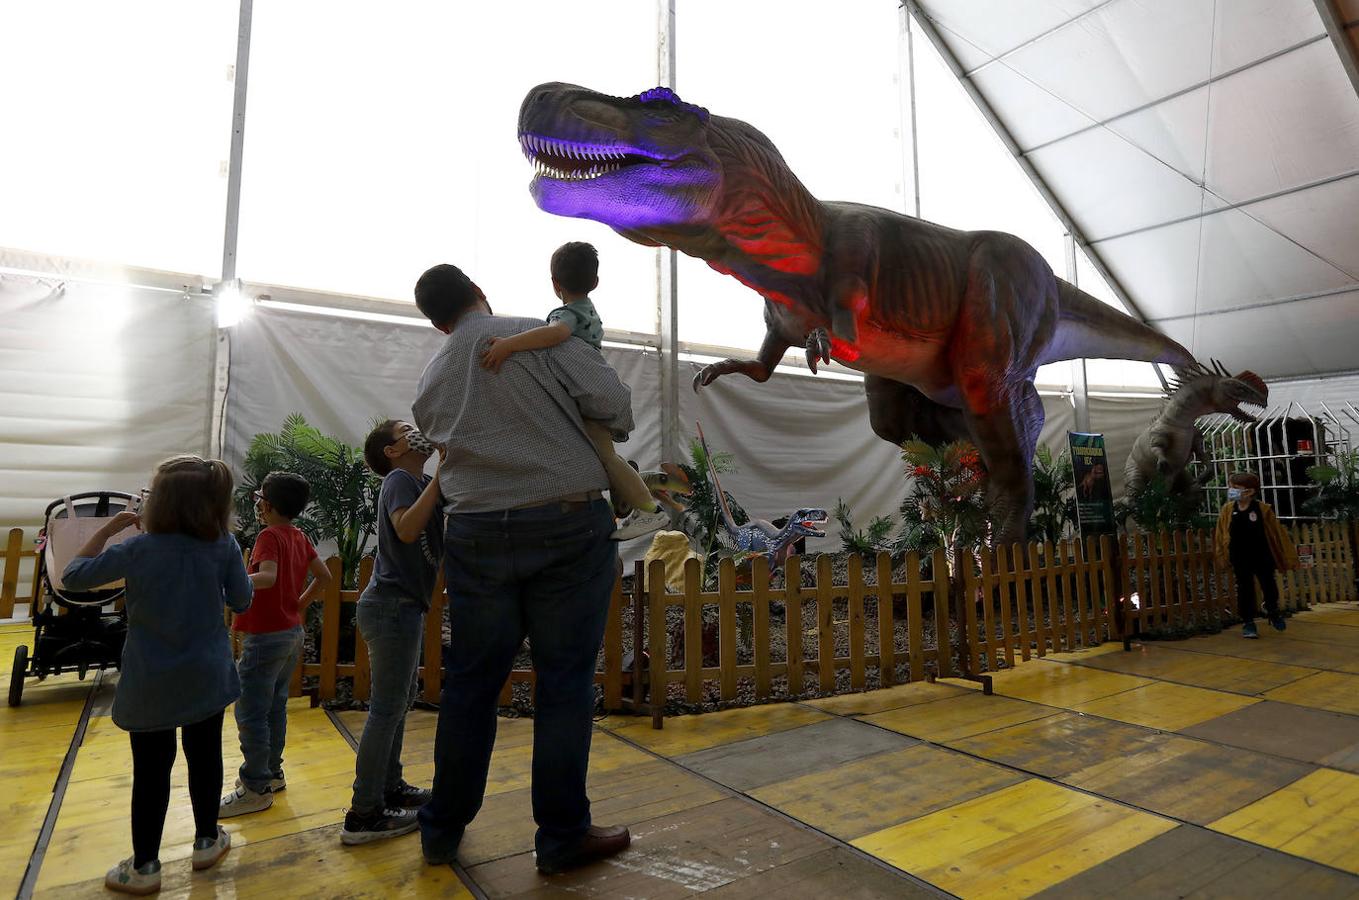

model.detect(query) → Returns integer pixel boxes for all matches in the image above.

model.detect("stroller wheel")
[8,645,26,707]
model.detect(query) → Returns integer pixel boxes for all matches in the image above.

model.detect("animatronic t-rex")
[1124,365,1268,497]
[517,82,1200,542]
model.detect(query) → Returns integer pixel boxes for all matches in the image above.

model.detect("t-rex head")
[785,508,829,539]
[518,82,723,230]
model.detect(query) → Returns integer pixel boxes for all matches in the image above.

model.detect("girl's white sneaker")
[105,857,161,895]
[192,826,231,871]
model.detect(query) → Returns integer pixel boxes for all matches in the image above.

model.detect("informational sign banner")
[1068,432,1116,539]
[1297,544,1315,568]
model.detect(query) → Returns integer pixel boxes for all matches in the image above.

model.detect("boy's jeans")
[351,590,425,814]
[235,626,303,794]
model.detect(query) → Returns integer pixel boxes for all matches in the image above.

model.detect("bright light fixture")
[215,280,251,328]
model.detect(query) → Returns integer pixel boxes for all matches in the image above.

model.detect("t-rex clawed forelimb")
[517,82,1203,543]
[1124,362,1268,498]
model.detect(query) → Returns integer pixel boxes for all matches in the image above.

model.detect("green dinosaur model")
[1124,364,1269,497]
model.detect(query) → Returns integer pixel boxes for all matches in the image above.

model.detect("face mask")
[405,430,437,457]
[1227,487,1243,501]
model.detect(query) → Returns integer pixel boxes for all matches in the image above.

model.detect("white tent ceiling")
[912,0,1359,381]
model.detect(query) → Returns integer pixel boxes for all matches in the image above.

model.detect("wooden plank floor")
[6,602,1359,897]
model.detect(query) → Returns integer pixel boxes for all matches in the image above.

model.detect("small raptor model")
[696,422,827,565]
[517,82,1203,543]
[1124,364,1268,497]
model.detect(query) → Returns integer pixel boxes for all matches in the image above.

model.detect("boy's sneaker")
[385,782,432,809]
[105,858,161,895]
[612,507,669,541]
[219,784,273,818]
[341,806,419,845]
[192,826,231,871]
[1242,621,1259,639]
[1270,615,1287,631]
[235,773,286,793]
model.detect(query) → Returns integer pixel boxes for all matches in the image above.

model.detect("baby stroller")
[8,492,137,706]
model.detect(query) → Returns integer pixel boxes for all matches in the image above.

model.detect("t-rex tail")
[1040,279,1198,373]
[695,422,740,540]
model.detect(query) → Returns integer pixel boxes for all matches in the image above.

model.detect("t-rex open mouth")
[519,134,661,182]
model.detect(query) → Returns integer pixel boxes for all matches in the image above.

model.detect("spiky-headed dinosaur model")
[695,422,827,565]
[518,82,1202,542]
[1124,364,1268,497]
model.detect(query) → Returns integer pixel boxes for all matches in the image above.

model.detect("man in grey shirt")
[410,264,632,875]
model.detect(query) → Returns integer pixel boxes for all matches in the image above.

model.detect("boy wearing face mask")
[1214,471,1299,638]
[341,420,445,844]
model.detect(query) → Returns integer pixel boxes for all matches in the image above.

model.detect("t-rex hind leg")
[964,381,1044,547]
[864,375,970,448]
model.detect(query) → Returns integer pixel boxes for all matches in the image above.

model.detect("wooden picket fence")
[5,521,1357,720]
[1121,522,1357,634]
[962,536,1118,675]
[273,555,632,708]
[0,528,42,619]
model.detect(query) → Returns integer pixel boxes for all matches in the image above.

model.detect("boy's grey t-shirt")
[369,469,442,608]
[547,297,604,350]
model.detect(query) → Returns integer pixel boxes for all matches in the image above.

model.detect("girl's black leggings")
[129,709,224,866]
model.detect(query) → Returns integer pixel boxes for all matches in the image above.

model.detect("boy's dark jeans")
[1233,559,1279,623]
[351,590,425,814]
[235,626,303,793]
[418,499,616,864]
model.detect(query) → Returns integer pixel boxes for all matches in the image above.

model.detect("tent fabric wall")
[223,306,1101,559]
[0,274,215,532]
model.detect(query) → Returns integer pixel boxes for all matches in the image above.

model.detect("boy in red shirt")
[220,472,331,817]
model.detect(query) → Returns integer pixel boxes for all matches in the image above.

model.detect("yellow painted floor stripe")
[852,779,1176,899]
[608,701,830,756]
[1070,680,1261,731]
[1210,768,1359,875]
[1262,671,1359,716]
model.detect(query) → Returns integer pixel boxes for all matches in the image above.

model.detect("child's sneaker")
[385,782,432,809]
[192,826,231,871]
[235,773,286,793]
[219,784,273,818]
[612,507,669,541]
[340,806,419,845]
[1242,621,1259,639]
[1270,615,1287,631]
[105,857,161,895]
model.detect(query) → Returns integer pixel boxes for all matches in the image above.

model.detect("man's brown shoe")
[536,825,631,875]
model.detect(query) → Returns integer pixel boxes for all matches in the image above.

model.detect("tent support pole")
[656,0,681,464]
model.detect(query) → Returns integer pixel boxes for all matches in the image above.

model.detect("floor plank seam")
[16,671,102,900]
[792,698,1359,885]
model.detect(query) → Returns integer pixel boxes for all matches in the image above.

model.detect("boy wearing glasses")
[221,472,331,817]
[339,420,445,844]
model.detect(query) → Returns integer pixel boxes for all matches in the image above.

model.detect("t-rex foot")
[805,328,831,374]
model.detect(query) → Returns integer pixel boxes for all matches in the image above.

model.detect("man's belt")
[511,490,604,512]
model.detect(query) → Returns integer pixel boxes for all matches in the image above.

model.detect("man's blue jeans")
[418,499,617,864]
[235,626,303,793]
[351,590,425,814]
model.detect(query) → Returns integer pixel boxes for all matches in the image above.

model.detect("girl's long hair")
[141,455,234,541]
